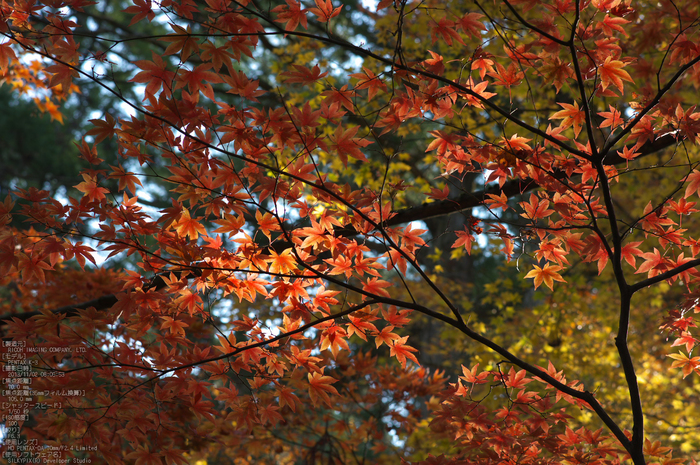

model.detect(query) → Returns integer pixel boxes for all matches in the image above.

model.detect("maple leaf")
[160,316,189,337]
[74,173,109,202]
[390,336,419,368]
[347,315,378,341]
[125,445,162,465]
[460,363,489,385]
[375,325,400,348]
[668,352,700,378]
[432,18,465,46]
[684,170,700,199]
[190,393,217,420]
[540,56,575,93]
[308,372,339,407]
[598,56,634,93]
[272,0,308,31]
[422,50,445,75]
[161,23,199,62]
[268,248,297,275]
[456,12,485,37]
[349,67,387,101]
[525,263,566,290]
[174,209,206,240]
[123,0,156,26]
[200,40,235,73]
[308,0,342,22]
[400,223,427,252]
[503,367,531,389]
[130,52,176,98]
[550,101,586,137]
[175,63,222,100]
[213,213,245,237]
[616,145,640,168]
[635,248,670,278]
[0,42,18,73]
[161,449,189,465]
[669,198,699,217]
[619,241,643,267]
[382,306,412,327]
[298,219,330,251]
[44,62,79,89]
[327,125,372,166]
[597,14,630,36]
[320,324,349,357]
[87,113,117,144]
[521,194,555,220]
[488,62,524,100]
[503,133,532,152]
[362,277,391,297]
[109,164,143,194]
[65,241,97,270]
[472,54,495,80]
[452,227,476,255]
[598,104,624,129]
[671,331,697,353]
[428,184,451,201]
[281,63,329,85]
[259,403,284,426]
[485,192,510,211]
[277,386,300,412]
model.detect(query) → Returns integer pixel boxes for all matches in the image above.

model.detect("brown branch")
[382,132,678,229]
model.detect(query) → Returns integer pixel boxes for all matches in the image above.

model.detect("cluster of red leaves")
[1,0,700,463]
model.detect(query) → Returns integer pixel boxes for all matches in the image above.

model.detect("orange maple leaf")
[684,170,700,199]
[525,263,566,290]
[452,227,476,255]
[308,0,342,22]
[160,316,189,337]
[668,352,700,378]
[308,372,339,407]
[390,336,419,368]
[485,192,510,211]
[598,105,624,129]
[550,101,586,137]
[268,248,296,275]
[375,325,400,348]
[272,0,308,31]
[0,42,18,73]
[130,52,176,98]
[74,173,109,202]
[87,114,117,144]
[281,63,329,85]
[362,277,391,297]
[521,194,555,220]
[671,331,697,353]
[174,209,206,240]
[598,57,634,93]
[109,164,143,194]
[328,125,372,166]
[349,67,387,101]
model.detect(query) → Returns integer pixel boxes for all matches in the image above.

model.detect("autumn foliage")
[2,0,700,463]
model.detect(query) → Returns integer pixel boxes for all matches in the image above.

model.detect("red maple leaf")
[525,264,566,290]
[327,125,372,166]
[272,0,308,31]
[308,0,342,22]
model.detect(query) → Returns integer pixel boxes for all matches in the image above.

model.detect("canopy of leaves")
[1,0,700,464]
